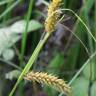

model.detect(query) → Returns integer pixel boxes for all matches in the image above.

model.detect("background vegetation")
[0,0,96,96]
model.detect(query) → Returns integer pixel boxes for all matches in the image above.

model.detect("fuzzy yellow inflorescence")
[25,71,71,95]
[45,0,62,33]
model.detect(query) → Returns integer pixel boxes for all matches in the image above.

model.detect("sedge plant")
[9,0,96,96]
[9,0,71,96]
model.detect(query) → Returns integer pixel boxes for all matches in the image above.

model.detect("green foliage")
[47,53,64,75]
[0,20,42,60]
[91,82,96,96]
[0,0,96,96]
[2,49,14,60]
[44,86,57,96]
[71,76,89,96]
[83,60,96,81]
[5,70,21,80]
[65,44,80,69]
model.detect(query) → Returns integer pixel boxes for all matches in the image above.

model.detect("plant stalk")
[9,32,50,96]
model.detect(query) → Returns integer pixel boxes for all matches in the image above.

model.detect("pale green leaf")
[5,70,21,80]
[10,20,43,34]
[71,76,89,96]
[2,49,14,60]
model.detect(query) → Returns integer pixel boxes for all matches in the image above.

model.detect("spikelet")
[45,0,62,32]
[24,71,71,95]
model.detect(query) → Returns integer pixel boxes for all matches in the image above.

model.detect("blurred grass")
[0,0,96,96]
[0,0,13,6]
[3,0,13,22]
[0,0,21,20]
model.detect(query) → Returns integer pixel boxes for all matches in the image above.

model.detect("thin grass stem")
[9,32,50,96]
[59,8,96,43]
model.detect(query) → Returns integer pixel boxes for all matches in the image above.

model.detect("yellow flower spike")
[25,71,71,96]
[45,0,62,33]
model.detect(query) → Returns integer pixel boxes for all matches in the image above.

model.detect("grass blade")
[0,0,13,6]
[0,0,21,20]
[20,0,34,65]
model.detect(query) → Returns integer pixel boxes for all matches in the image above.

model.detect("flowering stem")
[9,32,50,96]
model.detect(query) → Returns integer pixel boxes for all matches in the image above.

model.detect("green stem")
[9,32,50,96]
[20,0,34,65]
